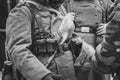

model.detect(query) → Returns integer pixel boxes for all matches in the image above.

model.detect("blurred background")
[0,0,21,79]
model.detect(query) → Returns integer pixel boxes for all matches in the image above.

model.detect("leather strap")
[24,1,45,36]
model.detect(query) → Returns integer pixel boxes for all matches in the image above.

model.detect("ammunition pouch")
[32,38,58,55]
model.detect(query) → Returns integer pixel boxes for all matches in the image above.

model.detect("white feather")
[58,13,75,44]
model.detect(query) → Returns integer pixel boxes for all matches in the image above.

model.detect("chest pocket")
[72,2,103,29]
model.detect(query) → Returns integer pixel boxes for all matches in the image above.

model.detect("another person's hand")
[96,23,107,36]
[42,73,65,80]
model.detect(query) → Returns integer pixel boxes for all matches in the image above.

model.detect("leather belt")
[75,26,96,33]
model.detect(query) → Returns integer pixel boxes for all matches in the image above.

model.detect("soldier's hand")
[71,33,83,45]
[42,73,65,80]
[96,23,107,36]
[74,41,95,71]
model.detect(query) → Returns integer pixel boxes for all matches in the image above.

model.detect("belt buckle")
[81,27,90,33]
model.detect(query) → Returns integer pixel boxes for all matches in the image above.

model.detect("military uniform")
[5,0,77,80]
[64,0,104,80]
[64,0,113,80]
[92,0,120,80]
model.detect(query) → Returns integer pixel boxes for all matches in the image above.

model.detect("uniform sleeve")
[91,3,120,74]
[5,5,51,80]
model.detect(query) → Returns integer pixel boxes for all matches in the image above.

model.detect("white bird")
[57,12,75,45]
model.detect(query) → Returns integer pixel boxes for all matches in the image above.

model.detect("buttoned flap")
[72,2,103,27]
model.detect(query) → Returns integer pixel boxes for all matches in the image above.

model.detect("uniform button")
[95,13,97,16]
[116,48,120,52]
[96,22,99,25]
[36,15,39,17]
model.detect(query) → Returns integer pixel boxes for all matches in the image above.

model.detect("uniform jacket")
[64,0,105,48]
[64,0,113,80]
[5,1,77,80]
[64,0,105,80]
[92,1,120,75]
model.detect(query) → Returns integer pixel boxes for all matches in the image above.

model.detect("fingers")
[97,26,104,31]
[96,30,104,36]
[97,24,105,30]
[97,23,107,36]
[96,28,105,36]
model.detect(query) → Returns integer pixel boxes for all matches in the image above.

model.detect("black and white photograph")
[0,0,120,80]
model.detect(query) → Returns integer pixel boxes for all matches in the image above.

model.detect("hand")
[74,41,95,71]
[42,73,65,80]
[70,33,83,58]
[71,33,83,45]
[96,23,107,36]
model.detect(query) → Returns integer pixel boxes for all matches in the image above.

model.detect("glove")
[74,41,95,71]
[69,33,83,58]
[71,33,83,45]
[42,73,65,80]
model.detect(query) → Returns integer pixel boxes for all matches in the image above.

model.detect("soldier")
[70,0,120,80]
[63,0,113,80]
[91,0,120,80]
[5,0,77,80]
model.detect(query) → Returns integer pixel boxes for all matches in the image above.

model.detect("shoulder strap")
[22,1,52,40]
[24,2,45,32]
